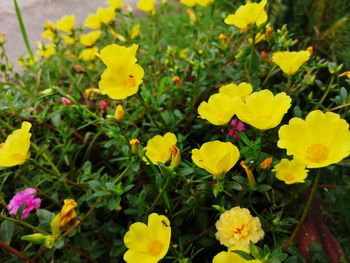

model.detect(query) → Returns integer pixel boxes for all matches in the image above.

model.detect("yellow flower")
[215,207,264,249]
[130,24,141,39]
[56,15,75,33]
[234,90,291,130]
[124,213,171,263]
[41,28,55,40]
[43,20,55,30]
[18,56,37,68]
[80,30,101,47]
[273,159,308,184]
[144,132,177,165]
[0,122,32,167]
[62,35,75,45]
[85,13,101,29]
[114,105,125,121]
[191,141,240,177]
[137,0,155,12]
[59,199,78,227]
[277,110,350,168]
[79,47,98,61]
[109,0,122,9]
[37,43,56,58]
[198,93,236,126]
[98,44,144,100]
[272,51,310,76]
[213,251,262,263]
[219,82,252,100]
[224,0,267,30]
[97,7,116,25]
[196,0,214,7]
[181,0,196,7]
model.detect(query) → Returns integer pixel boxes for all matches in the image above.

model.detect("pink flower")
[227,118,245,139]
[8,188,41,219]
[61,97,74,106]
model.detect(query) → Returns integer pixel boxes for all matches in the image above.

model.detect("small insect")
[162,220,168,227]
[128,75,134,78]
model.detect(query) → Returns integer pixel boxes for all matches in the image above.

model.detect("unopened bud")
[114,105,124,121]
[99,100,109,112]
[21,233,47,245]
[265,26,273,39]
[129,139,140,154]
[260,157,273,170]
[170,145,181,168]
[172,76,182,85]
[306,46,313,55]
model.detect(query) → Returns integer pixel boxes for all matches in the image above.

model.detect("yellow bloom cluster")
[80,30,101,47]
[0,122,32,167]
[98,44,144,100]
[215,207,264,249]
[84,7,116,29]
[55,15,75,33]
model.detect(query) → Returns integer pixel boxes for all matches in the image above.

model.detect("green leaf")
[0,220,15,245]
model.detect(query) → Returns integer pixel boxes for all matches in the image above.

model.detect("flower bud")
[265,26,273,39]
[51,212,61,235]
[170,145,181,168]
[129,139,140,154]
[218,33,228,44]
[260,157,273,170]
[99,100,109,112]
[114,105,124,121]
[240,160,256,186]
[21,233,47,245]
[61,97,74,106]
[172,76,182,85]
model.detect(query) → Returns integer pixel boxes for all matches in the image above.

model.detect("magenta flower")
[8,188,41,219]
[228,118,246,139]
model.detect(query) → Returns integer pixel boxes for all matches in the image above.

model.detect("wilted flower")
[198,93,236,125]
[224,0,267,30]
[172,76,182,85]
[114,105,125,121]
[218,33,228,44]
[215,207,264,249]
[260,157,273,170]
[137,0,156,12]
[124,213,171,263]
[55,15,75,33]
[98,44,144,100]
[8,188,41,219]
[233,90,291,130]
[0,122,32,167]
[79,47,98,61]
[273,159,308,184]
[59,199,78,227]
[272,51,310,76]
[80,30,101,47]
[278,110,350,168]
[61,97,74,106]
[191,141,240,177]
[144,132,177,165]
[170,145,181,168]
[99,100,109,112]
[186,9,197,24]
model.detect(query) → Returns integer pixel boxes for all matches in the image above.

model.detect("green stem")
[0,214,49,235]
[113,159,133,184]
[315,75,335,109]
[283,169,321,250]
[148,173,171,212]
[13,0,34,58]
[285,77,293,93]
[261,65,277,87]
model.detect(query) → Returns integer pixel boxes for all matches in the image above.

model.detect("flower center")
[123,75,136,88]
[233,224,245,236]
[148,240,163,257]
[283,172,294,182]
[306,144,328,163]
